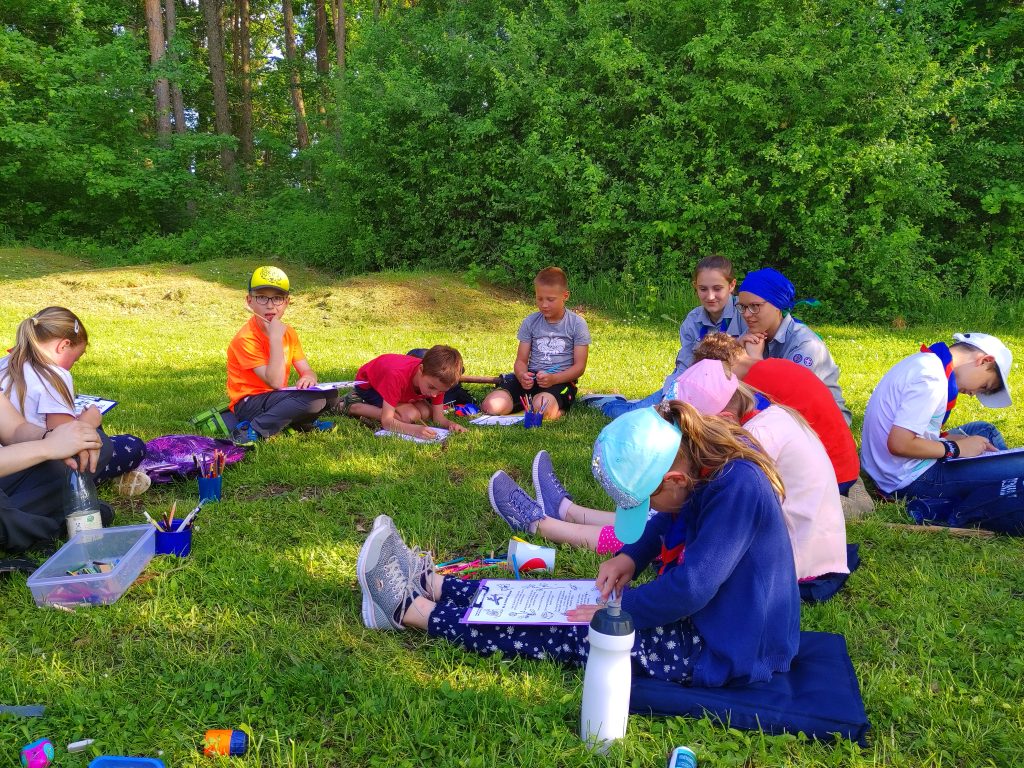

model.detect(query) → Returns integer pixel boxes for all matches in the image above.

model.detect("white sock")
[557,497,572,520]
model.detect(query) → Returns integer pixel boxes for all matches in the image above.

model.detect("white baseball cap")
[953,332,1013,408]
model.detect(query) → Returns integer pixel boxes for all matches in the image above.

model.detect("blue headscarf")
[739,268,796,311]
[739,267,821,317]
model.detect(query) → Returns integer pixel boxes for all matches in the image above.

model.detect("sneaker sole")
[531,451,547,517]
[373,514,394,531]
[487,471,515,531]
[356,525,390,629]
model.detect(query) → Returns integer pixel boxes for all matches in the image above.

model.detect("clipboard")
[73,394,118,415]
[460,579,603,625]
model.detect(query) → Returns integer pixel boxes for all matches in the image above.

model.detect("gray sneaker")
[357,525,420,630]
[532,450,572,520]
[488,471,545,533]
[370,515,437,599]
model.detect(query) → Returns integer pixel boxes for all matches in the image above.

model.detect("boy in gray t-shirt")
[482,267,591,421]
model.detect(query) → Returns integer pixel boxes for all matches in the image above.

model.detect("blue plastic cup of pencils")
[155,518,193,557]
[196,450,225,502]
[520,395,545,428]
[198,476,223,502]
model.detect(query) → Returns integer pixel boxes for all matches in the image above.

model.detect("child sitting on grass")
[0,306,145,488]
[493,361,848,583]
[227,267,338,446]
[482,267,590,422]
[357,403,799,688]
[343,345,468,441]
[861,332,1022,530]
[599,255,746,418]
[692,331,871,518]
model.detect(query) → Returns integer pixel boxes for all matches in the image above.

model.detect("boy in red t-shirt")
[226,267,337,445]
[344,346,467,440]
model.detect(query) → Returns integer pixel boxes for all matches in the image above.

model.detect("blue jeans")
[896,422,1024,533]
[944,421,1008,451]
[601,388,665,418]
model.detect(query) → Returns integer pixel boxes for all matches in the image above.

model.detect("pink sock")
[596,525,624,555]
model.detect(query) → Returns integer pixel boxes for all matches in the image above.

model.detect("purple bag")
[137,435,245,484]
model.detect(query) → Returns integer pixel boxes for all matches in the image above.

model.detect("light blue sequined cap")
[591,408,682,544]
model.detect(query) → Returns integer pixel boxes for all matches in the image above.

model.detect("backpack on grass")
[188,403,239,439]
[138,435,245,484]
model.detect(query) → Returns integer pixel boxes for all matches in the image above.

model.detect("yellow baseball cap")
[248,266,290,293]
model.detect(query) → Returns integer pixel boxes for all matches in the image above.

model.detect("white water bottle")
[580,599,635,752]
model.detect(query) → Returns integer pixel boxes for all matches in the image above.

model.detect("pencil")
[142,511,163,532]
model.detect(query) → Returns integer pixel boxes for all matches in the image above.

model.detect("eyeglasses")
[250,294,288,307]
[737,301,766,316]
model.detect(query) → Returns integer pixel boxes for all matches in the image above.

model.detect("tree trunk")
[165,0,187,134]
[331,0,345,74]
[201,0,236,175]
[144,0,172,143]
[282,0,310,150]
[236,0,253,160]
[314,0,330,76]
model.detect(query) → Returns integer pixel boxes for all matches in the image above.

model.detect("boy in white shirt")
[861,333,1021,529]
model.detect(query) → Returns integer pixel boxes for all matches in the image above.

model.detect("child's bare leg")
[535,517,602,550]
[534,517,624,554]
[401,595,435,631]
[394,403,424,425]
[533,392,562,420]
[482,389,515,415]
[562,503,617,527]
[348,402,382,421]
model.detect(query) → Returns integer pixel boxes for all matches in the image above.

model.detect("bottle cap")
[590,604,634,636]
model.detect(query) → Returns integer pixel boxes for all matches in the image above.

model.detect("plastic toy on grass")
[88,758,165,768]
[452,403,479,417]
[203,729,249,757]
[20,739,54,768]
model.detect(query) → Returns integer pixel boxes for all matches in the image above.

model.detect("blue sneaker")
[230,421,259,447]
[579,394,625,410]
[532,450,572,520]
[488,471,545,533]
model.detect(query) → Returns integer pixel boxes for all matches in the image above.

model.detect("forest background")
[1,0,1022,321]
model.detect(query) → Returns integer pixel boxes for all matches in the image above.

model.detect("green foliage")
[308,0,1023,320]
[1,0,1022,321]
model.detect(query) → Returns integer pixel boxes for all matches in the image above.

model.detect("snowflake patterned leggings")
[425,577,702,683]
[95,433,146,484]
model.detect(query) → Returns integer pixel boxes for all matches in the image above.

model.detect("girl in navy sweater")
[357,402,800,688]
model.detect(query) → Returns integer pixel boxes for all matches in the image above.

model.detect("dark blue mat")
[799,543,861,604]
[630,631,870,746]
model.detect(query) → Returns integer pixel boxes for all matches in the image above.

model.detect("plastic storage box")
[27,525,156,607]
[89,758,165,768]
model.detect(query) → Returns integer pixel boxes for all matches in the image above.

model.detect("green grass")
[1,247,1023,767]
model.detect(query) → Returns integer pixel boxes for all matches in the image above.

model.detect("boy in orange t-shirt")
[226,267,337,445]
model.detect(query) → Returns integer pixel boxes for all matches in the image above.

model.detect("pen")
[175,508,200,532]
[142,511,163,532]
